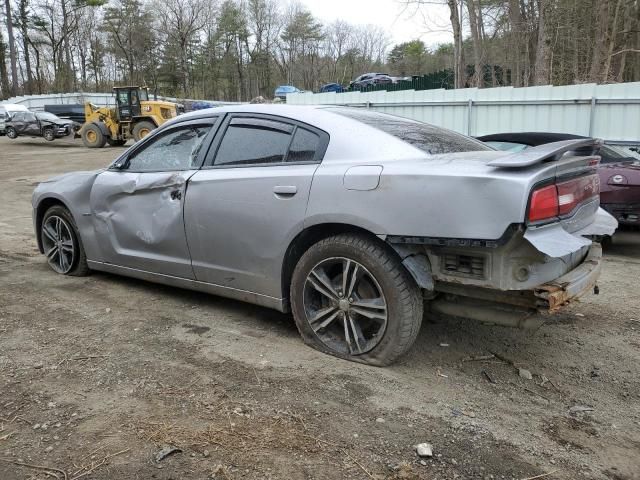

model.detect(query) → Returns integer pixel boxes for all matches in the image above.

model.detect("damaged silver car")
[32,105,617,365]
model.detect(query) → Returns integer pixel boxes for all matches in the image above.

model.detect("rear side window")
[214,118,293,166]
[331,108,490,154]
[287,128,320,162]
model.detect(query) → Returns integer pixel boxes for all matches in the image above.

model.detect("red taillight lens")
[529,185,559,222]
[556,174,599,216]
[528,174,599,223]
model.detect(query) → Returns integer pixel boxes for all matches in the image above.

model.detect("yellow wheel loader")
[80,86,180,148]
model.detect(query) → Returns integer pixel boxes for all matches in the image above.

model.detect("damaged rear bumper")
[534,242,602,312]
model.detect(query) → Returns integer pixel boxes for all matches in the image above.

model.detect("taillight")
[529,185,559,222]
[528,174,599,223]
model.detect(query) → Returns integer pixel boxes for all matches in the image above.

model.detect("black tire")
[40,205,90,277]
[6,126,17,139]
[107,138,127,147]
[82,123,107,148]
[290,233,423,366]
[43,127,55,141]
[132,121,155,142]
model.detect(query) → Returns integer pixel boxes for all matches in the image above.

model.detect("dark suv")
[5,111,80,141]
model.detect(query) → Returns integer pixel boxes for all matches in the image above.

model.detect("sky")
[297,0,454,48]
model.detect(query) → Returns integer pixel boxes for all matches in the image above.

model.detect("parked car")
[5,111,80,141]
[319,83,345,93]
[274,85,302,101]
[478,132,640,227]
[0,103,29,135]
[349,73,393,89]
[44,103,86,124]
[32,106,616,365]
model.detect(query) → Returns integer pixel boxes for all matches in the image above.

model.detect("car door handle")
[273,186,297,196]
[170,189,182,200]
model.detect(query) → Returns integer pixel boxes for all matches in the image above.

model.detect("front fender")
[32,170,104,260]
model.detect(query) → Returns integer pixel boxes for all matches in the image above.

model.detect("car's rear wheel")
[40,205,89,276]
[6,127,17,139]
[290,234,423,366]
[43,127,55,141]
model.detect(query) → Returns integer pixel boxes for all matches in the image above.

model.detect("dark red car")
[478,132,640,227]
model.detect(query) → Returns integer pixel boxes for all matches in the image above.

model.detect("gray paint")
[32,105,617,313]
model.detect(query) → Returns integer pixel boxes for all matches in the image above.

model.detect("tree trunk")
[4,0,19,95]
[18,0,33,94]
[447,0,464,88]
[603,0,623,82]
[589,0,611,82]
[466,0,483,87]
[533,0,551,85]
[0,28,10,98]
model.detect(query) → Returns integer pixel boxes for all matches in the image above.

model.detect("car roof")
[166,104,433,163]
[477,132,588,146]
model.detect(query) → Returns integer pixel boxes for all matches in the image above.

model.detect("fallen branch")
[0,458,68,480]
[520,470,558,480]
[69,447,129,480]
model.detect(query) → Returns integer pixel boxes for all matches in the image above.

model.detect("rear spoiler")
[487,138,602,168]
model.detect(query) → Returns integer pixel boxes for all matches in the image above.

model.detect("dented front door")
[89,170,196,278]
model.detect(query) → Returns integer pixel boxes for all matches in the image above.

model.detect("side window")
[287,127,320,162]
[124,124,213,171]
[25,113,37,122]
[12,113,23,122]
[214,118,293,167]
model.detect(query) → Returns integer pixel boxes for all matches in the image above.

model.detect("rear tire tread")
[290,233,423,366]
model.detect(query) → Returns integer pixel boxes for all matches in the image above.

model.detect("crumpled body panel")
[89,170,195,278]
[524,207,617,257]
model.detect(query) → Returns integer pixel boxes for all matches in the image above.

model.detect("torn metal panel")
[524,223,592,258]
[534,243,602,312]
[573,207,618,237]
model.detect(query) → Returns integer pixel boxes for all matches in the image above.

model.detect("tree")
[4,0,19,95]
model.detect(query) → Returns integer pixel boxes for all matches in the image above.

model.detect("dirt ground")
[0,135,639,480]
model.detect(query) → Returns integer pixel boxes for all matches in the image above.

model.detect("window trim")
[203,113,329,170]
[110,117,221,173]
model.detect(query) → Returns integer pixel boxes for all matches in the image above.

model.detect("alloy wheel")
[303,257,388,355]
[41,215,75,274]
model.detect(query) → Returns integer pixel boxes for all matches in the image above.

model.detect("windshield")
[139,89,149,101]
[36,112,61,121]
[331,108,491,154]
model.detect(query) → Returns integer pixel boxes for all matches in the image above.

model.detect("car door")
[22,112,40,135]
[10,112,26,133]
[89,118,219,278]
[185,114,329,298]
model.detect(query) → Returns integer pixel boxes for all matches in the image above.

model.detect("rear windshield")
[331,108,491,154]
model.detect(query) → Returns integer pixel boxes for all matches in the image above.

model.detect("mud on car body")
[32,106,617,366]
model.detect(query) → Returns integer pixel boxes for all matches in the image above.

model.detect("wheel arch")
[34,197,72,253]
[280,223,405,312]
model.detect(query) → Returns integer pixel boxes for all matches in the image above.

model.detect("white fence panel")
[286,82,640,142]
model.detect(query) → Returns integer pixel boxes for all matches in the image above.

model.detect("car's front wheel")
[6,127,17,139]
[290,234,423,366]
[43,127,55,141]
[40,205,89,276]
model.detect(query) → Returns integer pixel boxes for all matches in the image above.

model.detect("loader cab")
[114,87,149,121]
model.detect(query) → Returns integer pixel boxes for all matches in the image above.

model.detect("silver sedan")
[32,105,617,365]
